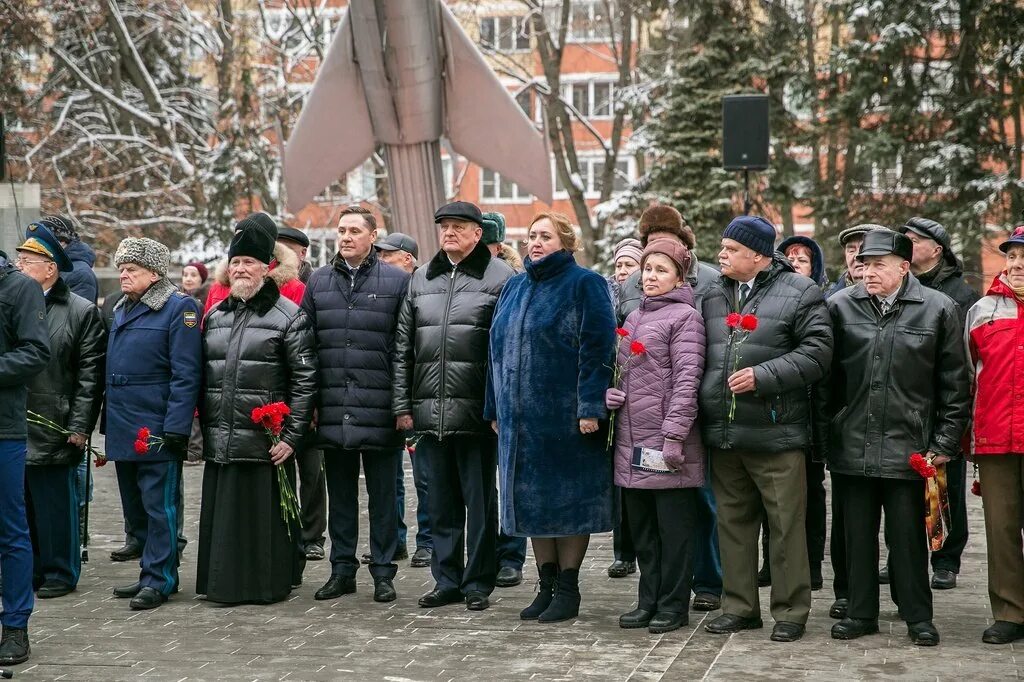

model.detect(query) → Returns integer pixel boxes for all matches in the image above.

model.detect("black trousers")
[25,463,81,588]
[323,448,400,580]
[930,457,968,573]
[416,434,498,595]
[624,487,697,615]
[830,472,848,598]
[297,436,327,548]
[761,458,826,568]
[612,485,636,562]
[834,473,932,623]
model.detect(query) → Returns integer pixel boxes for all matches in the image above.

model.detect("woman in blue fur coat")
[485,211,616,624]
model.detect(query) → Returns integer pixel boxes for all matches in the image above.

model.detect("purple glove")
[663,439,686,470]
[605,387,626,410]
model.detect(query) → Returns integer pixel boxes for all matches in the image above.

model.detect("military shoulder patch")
[183,310,198,328]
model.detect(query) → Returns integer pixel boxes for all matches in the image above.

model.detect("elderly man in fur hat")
[104,237,202,610]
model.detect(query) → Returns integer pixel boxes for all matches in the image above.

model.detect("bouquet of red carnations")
[606,328,647,450]
[251,402,302,539]
[910,452,950,551]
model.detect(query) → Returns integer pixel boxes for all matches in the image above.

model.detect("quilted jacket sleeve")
[752,283,833,395]
[280,309,318,448]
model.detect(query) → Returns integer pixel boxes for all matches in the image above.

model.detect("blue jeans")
[692,480,722,596]
[411,447,432,550]
[0,439,34,628]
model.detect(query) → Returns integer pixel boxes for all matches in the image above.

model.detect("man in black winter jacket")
[18,224,106,601]
[302,206,410,604]
[700,216,833,644]
[899,217,980,591]
[0,246,51,666]
[393,201,514,611]
[826,229,969,647]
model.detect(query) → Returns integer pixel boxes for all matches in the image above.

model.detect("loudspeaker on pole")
[722,94,770,171]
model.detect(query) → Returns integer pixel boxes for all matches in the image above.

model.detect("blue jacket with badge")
[104,278,202,461]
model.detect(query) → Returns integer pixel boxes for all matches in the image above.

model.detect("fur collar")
[425,240,493,281]
[114,277,178,312]
[48,276,71,304]
[214,242,300,288]
[216,277,281,316]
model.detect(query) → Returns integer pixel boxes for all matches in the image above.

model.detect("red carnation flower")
[726,312,742,328]
[95,455,107,468]
[615,327,629,337]
[740,314,759,331]
[134,439,149,455]
[251,405,266,422]
[971,480,981,496]
[909,452,936,478]
[137,426,151,442]
[630,340,647,355]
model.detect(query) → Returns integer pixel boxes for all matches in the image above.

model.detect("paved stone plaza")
[8,448,1022,681]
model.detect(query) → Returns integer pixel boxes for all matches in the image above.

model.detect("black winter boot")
[538,568,581,623]
[520,563,558,620]
[0,625,30,665]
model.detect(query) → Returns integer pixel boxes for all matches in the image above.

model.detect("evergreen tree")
[625,0,765,262]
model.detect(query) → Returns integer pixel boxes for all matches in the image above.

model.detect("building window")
[561,80,616,119]
[554,156,633,197]
[480,168,530,202]
[567,1,615,43]
[479,15,530,52]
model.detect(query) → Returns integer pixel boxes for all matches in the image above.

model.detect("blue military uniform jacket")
[104,279,202,461]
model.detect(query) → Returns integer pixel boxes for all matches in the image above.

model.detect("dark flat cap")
[838,224,886,246]
[277,226,310,248]
[434,201,483,226]
[375,232,419,259]
[856,229,913,262]
[899,217,957,266]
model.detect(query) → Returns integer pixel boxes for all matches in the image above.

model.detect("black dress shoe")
[315,575,356,600]
[304,543,325,561]
[908,620,940,646]
[771,621,805,642]
[394,545,409,561]
[982,620,1024,644]
[373,577,397,603]
[931,569,956,590]
[649,611,687,634]
[466,592,490,611]
[113,581,142,599]
[418,587,463,608]
[607,560,636,578]
[110,542,143,562]
[878,566,889,584]
[0,626,30,665]
[829,598,848,620]
[129,587,166,610]
[705,613,763,634]
[619,608,654,629]
[410,547,432,568]
[692,592,721,612]
[496,566,522,588]
[757,564,771,587]
[37,579,75,599]
[831,617,879,640]
[360,552,372,565]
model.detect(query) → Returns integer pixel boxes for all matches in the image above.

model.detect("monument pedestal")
[0,182,40,255]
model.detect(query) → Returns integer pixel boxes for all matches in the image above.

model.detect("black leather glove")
[162,433,189,459]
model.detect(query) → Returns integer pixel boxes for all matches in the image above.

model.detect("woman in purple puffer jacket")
[605,238,706,635]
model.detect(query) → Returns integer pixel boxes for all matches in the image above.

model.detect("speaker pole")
[743,169,751,216]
